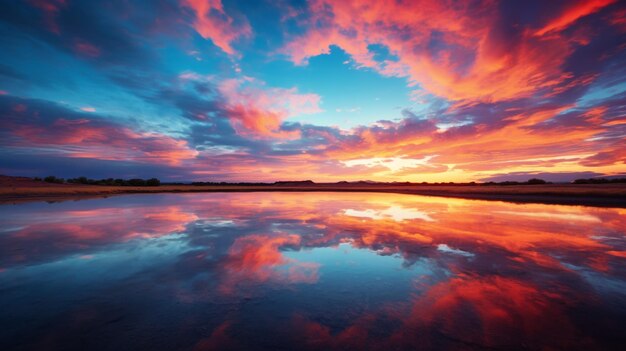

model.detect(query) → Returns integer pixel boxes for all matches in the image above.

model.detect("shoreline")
[1,183,626,207]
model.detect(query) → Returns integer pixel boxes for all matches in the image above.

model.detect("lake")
[1,192,625,350]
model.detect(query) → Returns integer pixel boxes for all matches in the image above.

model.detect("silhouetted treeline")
[190,179,553,186]
[31,176,626,187]
[275,180,315,185]
[191,181,272,186]
[573,177,626,184]
[481,178,549,186]
[36,176,160,186]
[191,180,315,186]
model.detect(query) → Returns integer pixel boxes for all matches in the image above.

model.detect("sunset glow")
[0,0,624,181]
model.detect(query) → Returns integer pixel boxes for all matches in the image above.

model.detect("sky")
[0,0,625,182]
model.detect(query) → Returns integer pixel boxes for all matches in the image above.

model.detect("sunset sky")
[1,0,625,182]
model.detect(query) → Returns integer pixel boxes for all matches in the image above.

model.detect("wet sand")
[1,176,625,207]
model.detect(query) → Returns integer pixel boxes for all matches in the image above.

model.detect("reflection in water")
[218,234,320,295]
[0,193,625,350]
[344,205,435,222]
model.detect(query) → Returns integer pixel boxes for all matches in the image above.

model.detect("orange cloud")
[281,0,611,103]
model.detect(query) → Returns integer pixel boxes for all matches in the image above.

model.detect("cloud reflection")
[0,192,624,349]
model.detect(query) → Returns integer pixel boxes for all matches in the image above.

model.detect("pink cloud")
[0,205,198,267]
[217,77,323,138]
[181,0,251,55]
[80,107,96,112]
[5,116,198,166]
[218,233,319,295]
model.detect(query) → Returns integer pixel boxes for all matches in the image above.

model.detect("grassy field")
[2,176,625,207]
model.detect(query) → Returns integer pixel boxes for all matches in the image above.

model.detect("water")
[0,192,625,350]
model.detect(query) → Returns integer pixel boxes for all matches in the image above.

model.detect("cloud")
[26,0,67,34]
[3,192,623,348]
[480,171,607,183]
[217,233,320,295]
[533,0,616,36]
[281,0,621,104]
[341,155,438,172]
[3,1,150,66]
[216,77,323,138]
[0,204,197,268]
[344,205,434,222]
[0,0,624,183]
[181,0,251,55]
[0,95,198,166]
[73,39,101,57]
[580,147,626,167]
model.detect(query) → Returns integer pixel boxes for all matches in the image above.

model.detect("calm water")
[1,192,625,350]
